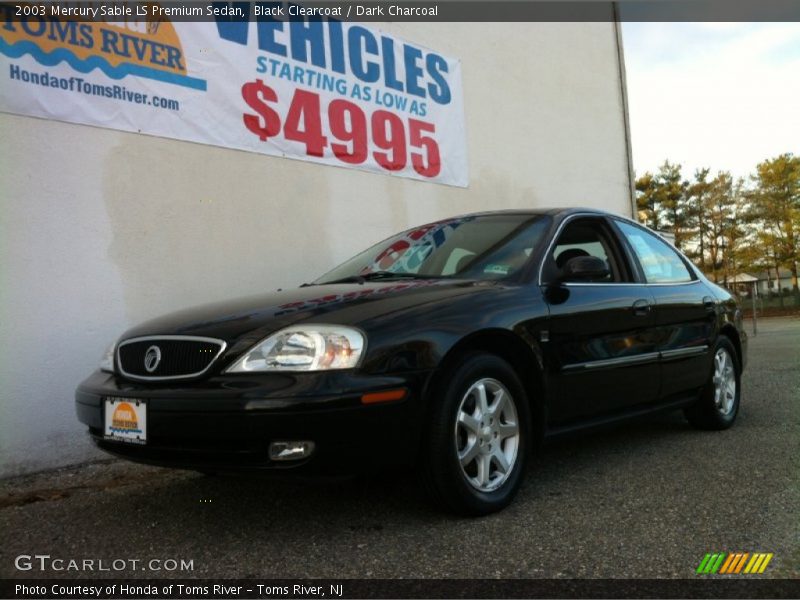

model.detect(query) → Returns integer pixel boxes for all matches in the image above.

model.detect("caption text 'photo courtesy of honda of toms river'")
[76,208,747,516]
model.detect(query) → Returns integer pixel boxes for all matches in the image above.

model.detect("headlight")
[99,343,116,373]
[225,326,365,373]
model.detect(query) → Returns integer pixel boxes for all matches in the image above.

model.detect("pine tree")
[750,154,800,303]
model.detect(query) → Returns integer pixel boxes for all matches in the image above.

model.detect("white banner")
[0,5,468,186]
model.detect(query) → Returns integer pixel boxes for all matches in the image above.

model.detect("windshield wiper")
[316,271,442,285]
[364,271,440,280]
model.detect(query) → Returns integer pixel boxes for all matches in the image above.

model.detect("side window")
[616,221,693,284]
[548,219,626,283]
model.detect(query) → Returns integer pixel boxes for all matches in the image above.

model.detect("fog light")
[269,441,315,461]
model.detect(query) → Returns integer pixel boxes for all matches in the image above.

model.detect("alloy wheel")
[713,348,737,416]
[454,378,520,492]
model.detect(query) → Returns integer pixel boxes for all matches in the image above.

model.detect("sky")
[621,22,800,182]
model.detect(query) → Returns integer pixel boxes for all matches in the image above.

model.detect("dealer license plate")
[104,397,147,444]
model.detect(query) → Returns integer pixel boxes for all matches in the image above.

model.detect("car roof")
[447,207,630,220]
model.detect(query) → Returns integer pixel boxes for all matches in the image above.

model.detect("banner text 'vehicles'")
[215,16,451,105]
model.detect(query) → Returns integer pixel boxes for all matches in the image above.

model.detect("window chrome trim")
[561,279,703,288]
[116,335,227,382]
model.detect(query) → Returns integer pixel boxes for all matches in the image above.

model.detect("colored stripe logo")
[696,552,773,574]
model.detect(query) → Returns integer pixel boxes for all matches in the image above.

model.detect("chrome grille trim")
[116,335,227,382]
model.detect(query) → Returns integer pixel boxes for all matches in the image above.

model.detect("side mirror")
[561,256,610,282]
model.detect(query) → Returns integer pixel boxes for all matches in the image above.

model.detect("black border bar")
[1,1,800,22]
[3,578,800,599]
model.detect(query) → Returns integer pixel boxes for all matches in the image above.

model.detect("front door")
[541,216,660,425]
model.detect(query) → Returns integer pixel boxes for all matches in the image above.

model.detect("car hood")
[120,279,482,351]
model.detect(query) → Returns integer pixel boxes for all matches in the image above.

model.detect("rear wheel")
[422,353,530,516]
[684,337,741,430]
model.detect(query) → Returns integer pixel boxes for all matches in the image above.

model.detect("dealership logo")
[144,345,161,373]
[110,402,142,434]
[696,552,774,575]
[0,3,207,90]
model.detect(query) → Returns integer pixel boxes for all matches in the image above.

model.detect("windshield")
[314,214,551,284]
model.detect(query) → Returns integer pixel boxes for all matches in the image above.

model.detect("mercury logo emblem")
[144,345,162,373]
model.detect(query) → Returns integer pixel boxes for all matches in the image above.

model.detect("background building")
[0,18,634,476]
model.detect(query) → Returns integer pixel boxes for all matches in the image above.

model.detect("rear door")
[541,215,660,425]
[613,219,715,400]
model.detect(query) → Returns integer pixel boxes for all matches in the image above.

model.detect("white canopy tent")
[729,273,759,334]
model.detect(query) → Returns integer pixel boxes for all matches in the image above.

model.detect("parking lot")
[1,317,798,579]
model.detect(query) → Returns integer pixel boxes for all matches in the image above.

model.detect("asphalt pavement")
[1,317,798,579]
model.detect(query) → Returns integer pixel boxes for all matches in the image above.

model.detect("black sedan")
[76,208,747,515]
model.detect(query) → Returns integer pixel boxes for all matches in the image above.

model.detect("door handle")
[702,296,716,313]
[632,298,651,317]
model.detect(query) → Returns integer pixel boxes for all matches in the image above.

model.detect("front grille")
[117,336,225,380]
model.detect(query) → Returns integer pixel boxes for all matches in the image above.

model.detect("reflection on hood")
[275,280,440,317]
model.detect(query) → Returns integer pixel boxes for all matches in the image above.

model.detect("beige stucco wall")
[0,20,632,476]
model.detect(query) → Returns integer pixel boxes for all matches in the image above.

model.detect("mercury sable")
[76,209,747,515]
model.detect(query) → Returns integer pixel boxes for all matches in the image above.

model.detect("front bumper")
[75,369,432,475]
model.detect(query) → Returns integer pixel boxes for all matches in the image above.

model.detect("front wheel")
[684,337,741,430]
[422,353,530,516]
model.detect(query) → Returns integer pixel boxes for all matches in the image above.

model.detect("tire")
[684,336,741,430]
[421,352,531,516]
